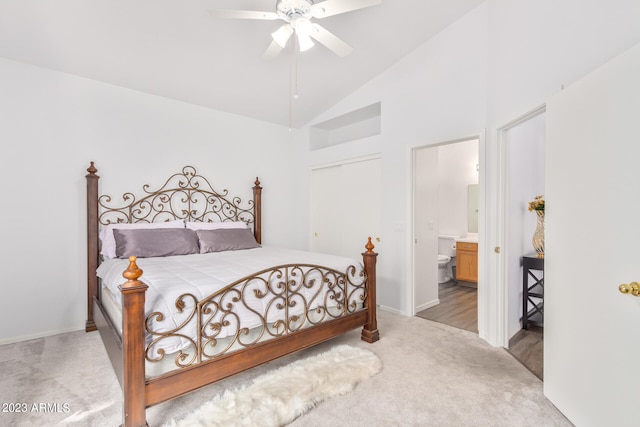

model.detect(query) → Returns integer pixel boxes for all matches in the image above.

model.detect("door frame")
[407,131,485,324]
[494,104,546,347]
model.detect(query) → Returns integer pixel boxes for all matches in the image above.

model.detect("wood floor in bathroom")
[416,281,543,380]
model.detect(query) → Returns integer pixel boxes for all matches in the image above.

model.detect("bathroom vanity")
[456,238,478,283]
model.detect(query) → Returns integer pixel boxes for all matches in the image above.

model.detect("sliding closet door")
[310,157,381,257]
[310,165,343,254]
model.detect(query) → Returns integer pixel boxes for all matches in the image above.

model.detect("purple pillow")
[113,228,199,259]
[196,228,260,253]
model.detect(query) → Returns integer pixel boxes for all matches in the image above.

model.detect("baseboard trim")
[415,299,440,313]
[0,326,83,346]
[378,305,404,316]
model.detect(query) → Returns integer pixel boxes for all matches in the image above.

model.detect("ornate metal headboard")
[84,161,263,332]
[95,164,259,228]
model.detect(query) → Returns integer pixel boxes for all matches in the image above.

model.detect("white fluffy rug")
[164,345,382,427]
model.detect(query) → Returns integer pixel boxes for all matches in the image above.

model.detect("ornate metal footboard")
[143,262,368,371]
[119,241,378,427]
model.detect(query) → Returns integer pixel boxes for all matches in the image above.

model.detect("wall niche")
[310,102,381,150]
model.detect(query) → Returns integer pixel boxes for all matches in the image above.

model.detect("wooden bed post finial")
[365,236,375,253]
[122,256,143,285]
[87,161,97,175]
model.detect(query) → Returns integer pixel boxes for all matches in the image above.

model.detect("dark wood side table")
[522,255,544,329]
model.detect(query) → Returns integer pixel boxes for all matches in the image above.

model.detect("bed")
[84,162,379,427]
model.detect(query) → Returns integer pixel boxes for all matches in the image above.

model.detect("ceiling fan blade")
[309,24,353,57]
[207,9,280,20]
[262,39,284,60]
[311,0,382,19]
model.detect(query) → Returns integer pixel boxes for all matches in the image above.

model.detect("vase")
[532,210,544,258]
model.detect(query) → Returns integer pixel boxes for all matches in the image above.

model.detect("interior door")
[310,165,343,254]
[544,42,640,426]
[310,157,381,257]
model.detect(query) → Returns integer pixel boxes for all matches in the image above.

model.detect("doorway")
[497,107,545,379]
[412,137,480,333]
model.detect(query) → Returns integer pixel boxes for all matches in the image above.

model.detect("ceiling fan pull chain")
[288,38,295,130]
[294,37,300,102]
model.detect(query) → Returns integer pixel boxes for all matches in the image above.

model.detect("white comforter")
[97,247,364,355]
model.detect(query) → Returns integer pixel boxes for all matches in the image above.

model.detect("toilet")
[438,235,459,283]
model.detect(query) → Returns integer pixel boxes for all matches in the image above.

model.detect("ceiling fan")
[209,0,382,59]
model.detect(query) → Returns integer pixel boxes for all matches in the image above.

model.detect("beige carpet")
[0,310,572,426]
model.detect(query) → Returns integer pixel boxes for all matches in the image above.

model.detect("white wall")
[299,3,489,315]
[484,0,640,346]
[487,0,640,125]
[437,139,479,237]
[506,113,545,339]
[0,58,294,344]
[296,1,640,423]
[296,0,640,339]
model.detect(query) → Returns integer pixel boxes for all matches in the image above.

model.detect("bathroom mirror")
[468,184,479,233]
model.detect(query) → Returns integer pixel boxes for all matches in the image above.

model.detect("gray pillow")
[113,228,199,259]
[196,228,261,253]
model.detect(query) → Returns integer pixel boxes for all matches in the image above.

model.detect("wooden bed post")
[86,162,99,332]
[119,257,148,427]
[253,177,262,244]
[361,237,380,343]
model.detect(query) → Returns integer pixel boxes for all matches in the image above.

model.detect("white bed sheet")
[97,247,365,359]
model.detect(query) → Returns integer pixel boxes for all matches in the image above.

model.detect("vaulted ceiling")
[0,0,484,127]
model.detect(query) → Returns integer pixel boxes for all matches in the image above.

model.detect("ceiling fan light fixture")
[271,25,293,48]
[276,0,313,20]
[293,16,313,37]
[297,32,315,51]
[210,0,382,58]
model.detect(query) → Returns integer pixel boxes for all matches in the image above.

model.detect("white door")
[310,166,343,254]
[544,42,640,426]
[310,158,381,257]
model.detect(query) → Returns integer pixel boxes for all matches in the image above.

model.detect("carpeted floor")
[416,282,544,380]
[0,310,572,426]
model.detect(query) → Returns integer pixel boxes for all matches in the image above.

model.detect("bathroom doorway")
[412,136,480,333]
